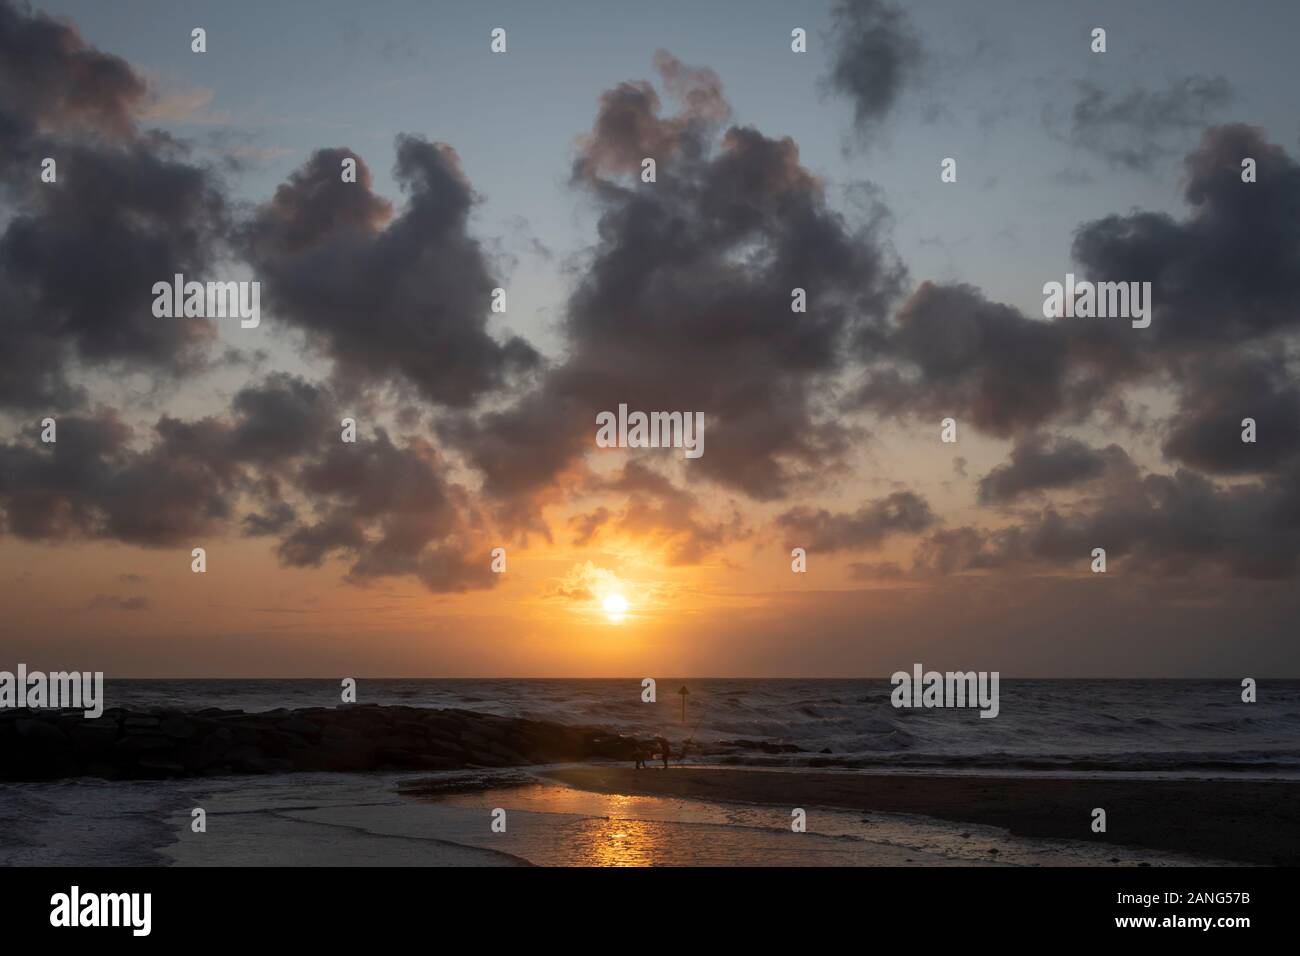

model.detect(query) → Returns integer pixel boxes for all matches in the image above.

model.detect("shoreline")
[540,766,1300,866]
[8,698,1297,866]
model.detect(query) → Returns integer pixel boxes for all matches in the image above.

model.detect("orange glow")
[602,593,629,623]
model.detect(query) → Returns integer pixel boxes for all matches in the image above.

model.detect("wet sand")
[543,767,1300,865]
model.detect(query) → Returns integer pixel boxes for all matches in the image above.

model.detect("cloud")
[1066,76,1232,170]
[569,507,610,548]
[227,372,337,464]
[241,501,297,537]
[1073,124,1300,352]
[977,435,1133,504]
[240,138,539,407]
[569,461,749,565]
[0,0,229,411]
[1162,352,1300,476]
[227,380,499,593]
[205,385,495,594]
[0,0,145,145]
[547,560,625,605]
[821,0,922,133]
[0,410,236,545]
[0,374,499,594]
[573,50,729,183]
[917,465,1300,581]
[138,84,228,125]
[777,491,934,552]
[4,1,1300,612]
[852,281,1073,436]
[452,52,905,516]
[856,126,1300,460]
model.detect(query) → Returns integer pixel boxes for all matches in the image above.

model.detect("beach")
[5,760,1270,868]
[540,767,1300,866]
[4,679,1299,867]
[148,765,1256,868]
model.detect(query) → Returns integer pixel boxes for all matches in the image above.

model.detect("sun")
[602,593,629,624]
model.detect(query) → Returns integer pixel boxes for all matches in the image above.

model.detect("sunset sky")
[3,0,1299,677]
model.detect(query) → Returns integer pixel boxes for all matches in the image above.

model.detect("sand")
[543,767,1300,865]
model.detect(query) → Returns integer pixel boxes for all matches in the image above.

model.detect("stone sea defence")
[0,704,658,781]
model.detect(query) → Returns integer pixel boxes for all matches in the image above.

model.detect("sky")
[2,0,1299,677]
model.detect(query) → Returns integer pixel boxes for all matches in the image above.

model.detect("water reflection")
[583,816,661,866]
[416,780,1206,867]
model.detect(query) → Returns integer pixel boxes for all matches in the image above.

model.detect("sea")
[98,677,1300,774]
[2,678,1295,867]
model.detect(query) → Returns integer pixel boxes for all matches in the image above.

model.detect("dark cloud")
[276,428,495,593]
[912,526,1000,576]
[1066,76,1232,171]
[918,465,1300,581]
[853,282,1073,436]
[452,52,905,515]
[241,139,539,407]
[1162,352,1300,475]
[228,372,336,464]
[856,127,1300,455]
[822,0,922,132]
[0,411,235,546]
[0,0,145,148]
[441,395,588,505]
[241,501,297,537]
[4,0,1298,613]
[1073,124,1300,351]
[977,435,1133,504]
[0,374,497,594]
[0,0,228,411]
[777,491,934,552]
[275,514,366,568]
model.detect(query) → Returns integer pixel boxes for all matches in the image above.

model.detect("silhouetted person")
[656,736,670,769]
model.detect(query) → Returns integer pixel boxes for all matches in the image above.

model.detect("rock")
[114,734,175,756]
[189,727,235,768]
[16,719,68,745]
[0,703,708,781]
[160,716,198,739]
[69,722,120,751]
[280,717,321,739]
